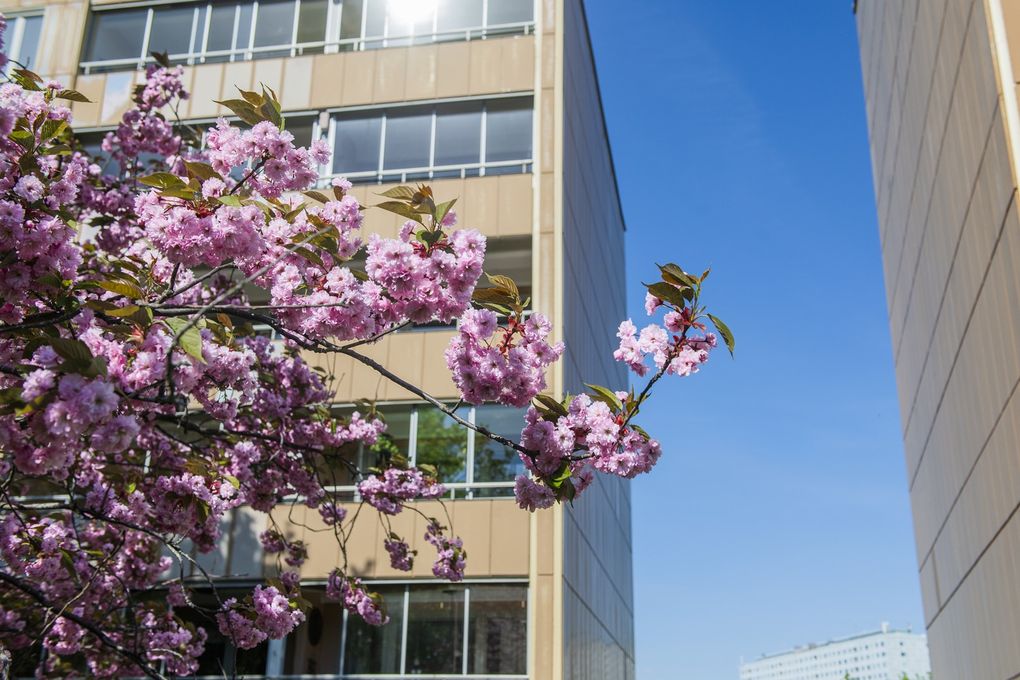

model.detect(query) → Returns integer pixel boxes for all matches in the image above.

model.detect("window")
[4,14,43,73]
[328,96,533,184]
[80,0,534,73]
[328,400,529,498]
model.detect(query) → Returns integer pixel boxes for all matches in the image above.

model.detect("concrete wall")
[857,1,1020,677]
[558,1,633,679]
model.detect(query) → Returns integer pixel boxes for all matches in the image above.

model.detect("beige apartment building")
[1,0,633,678]
[856,1,1020,677]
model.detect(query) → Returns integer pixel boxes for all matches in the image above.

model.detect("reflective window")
[330,97,532,183]
[83,9,147,63]
[415,406,467,483]
[80,0,534,72]
[341,585,405,674]
[149,5,196,57]
[467,585,528,674]
[473,405,528,492]
[5,15,44,73]
[405,586,465,674]
[434,102,483,167]
[333,114,382,174]
[486,99,533,163]
[382,108,432,171]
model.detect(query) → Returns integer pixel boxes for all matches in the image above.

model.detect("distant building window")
[4,14,43,74]
[329,96,533,184]
[80,0,534,73]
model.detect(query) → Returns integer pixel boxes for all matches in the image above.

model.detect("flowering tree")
[0,26,733,680]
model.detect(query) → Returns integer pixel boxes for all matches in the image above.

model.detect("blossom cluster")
[327,571,388,626]
[357,466,446,515]
[425,521,467,582]
[445,309,564,407]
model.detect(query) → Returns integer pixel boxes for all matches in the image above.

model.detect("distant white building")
[739,623,931,680]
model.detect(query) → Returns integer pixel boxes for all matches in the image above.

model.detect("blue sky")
[584,2,926,678]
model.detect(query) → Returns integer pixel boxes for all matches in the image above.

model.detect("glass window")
[236,4,255,50]
[149,5,196,57]
[339,0,365,45]
[283,590,342,675]
[253,0,296,49]
[362,405,412,469]
[473,406,528,489]
[486,99,533,162]
[297,0,329,49]
[405,585,464,674]
[415,406,467,483]
[487,0,533,25]
[363,0,387,40]
[437,0,483,32]
[467,585,527,674]
[205,4,238,56]
[333,114,382,174]
[285,115,317,149]
[176,591,269,676]
[382,108,432,171]
[83,9,148,63]
[343,585,405,674]
[13,15,43,71]
[434,102,482,167]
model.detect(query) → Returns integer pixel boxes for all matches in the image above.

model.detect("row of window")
[12,583,528,678]
[327,402,529,498]
[78,95,533,185]
[80,0,534,73]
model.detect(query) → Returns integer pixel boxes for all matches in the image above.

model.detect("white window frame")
[78,0,534,73]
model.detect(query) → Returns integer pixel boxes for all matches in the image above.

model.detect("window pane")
[343,585,404,674]
[434,102,482,167]
[206,4,237,53]
[297,0,328,45]
[254,0,296,46]
[467,585,527,674]
[16,16,43,70]
[414,406,466,483]
[473,406,527,486]
[484,236,532,299]
[405,585,464,674]
[487,0,533,25]
[286,115,316,148]
[364,0,386,38]
[333,114,382,174]
[339,0,364,42]
[236,4,254,49]
[84,9,148,62]
[149,6,196,57]
[362,405,411,469]
[382,109,432,171]
[283,590,341,675]
[485,100,532,162]
[437,0,483,31]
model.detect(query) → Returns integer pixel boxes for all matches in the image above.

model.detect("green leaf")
[106,304,141,318]
[293,247,325,268]
[138,172,186,190]
[49,337,94,368]
[55,89,92,103]
[375,200,425,225]
[303,190,331,204]
[9,129,34,149]
[659,263,698,288]
[214,98,263,126]
[645,281,688,308]
[586,383,623,411]
[533,393,568,417]
[216,195,243,207]
[40,119,68,141]
[184,161,220,181]
[435,198,457,226]
[97,279,145,300]
[162,318,206,363]
[486,273,520,299]
[377,185,417,200]
[707,313,735,356]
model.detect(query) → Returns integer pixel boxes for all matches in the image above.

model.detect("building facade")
[3,0,632,678]
[856,0,1020,678]
[739,624,931,680]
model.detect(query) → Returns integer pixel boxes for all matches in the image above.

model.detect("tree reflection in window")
[414,406,466,483]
